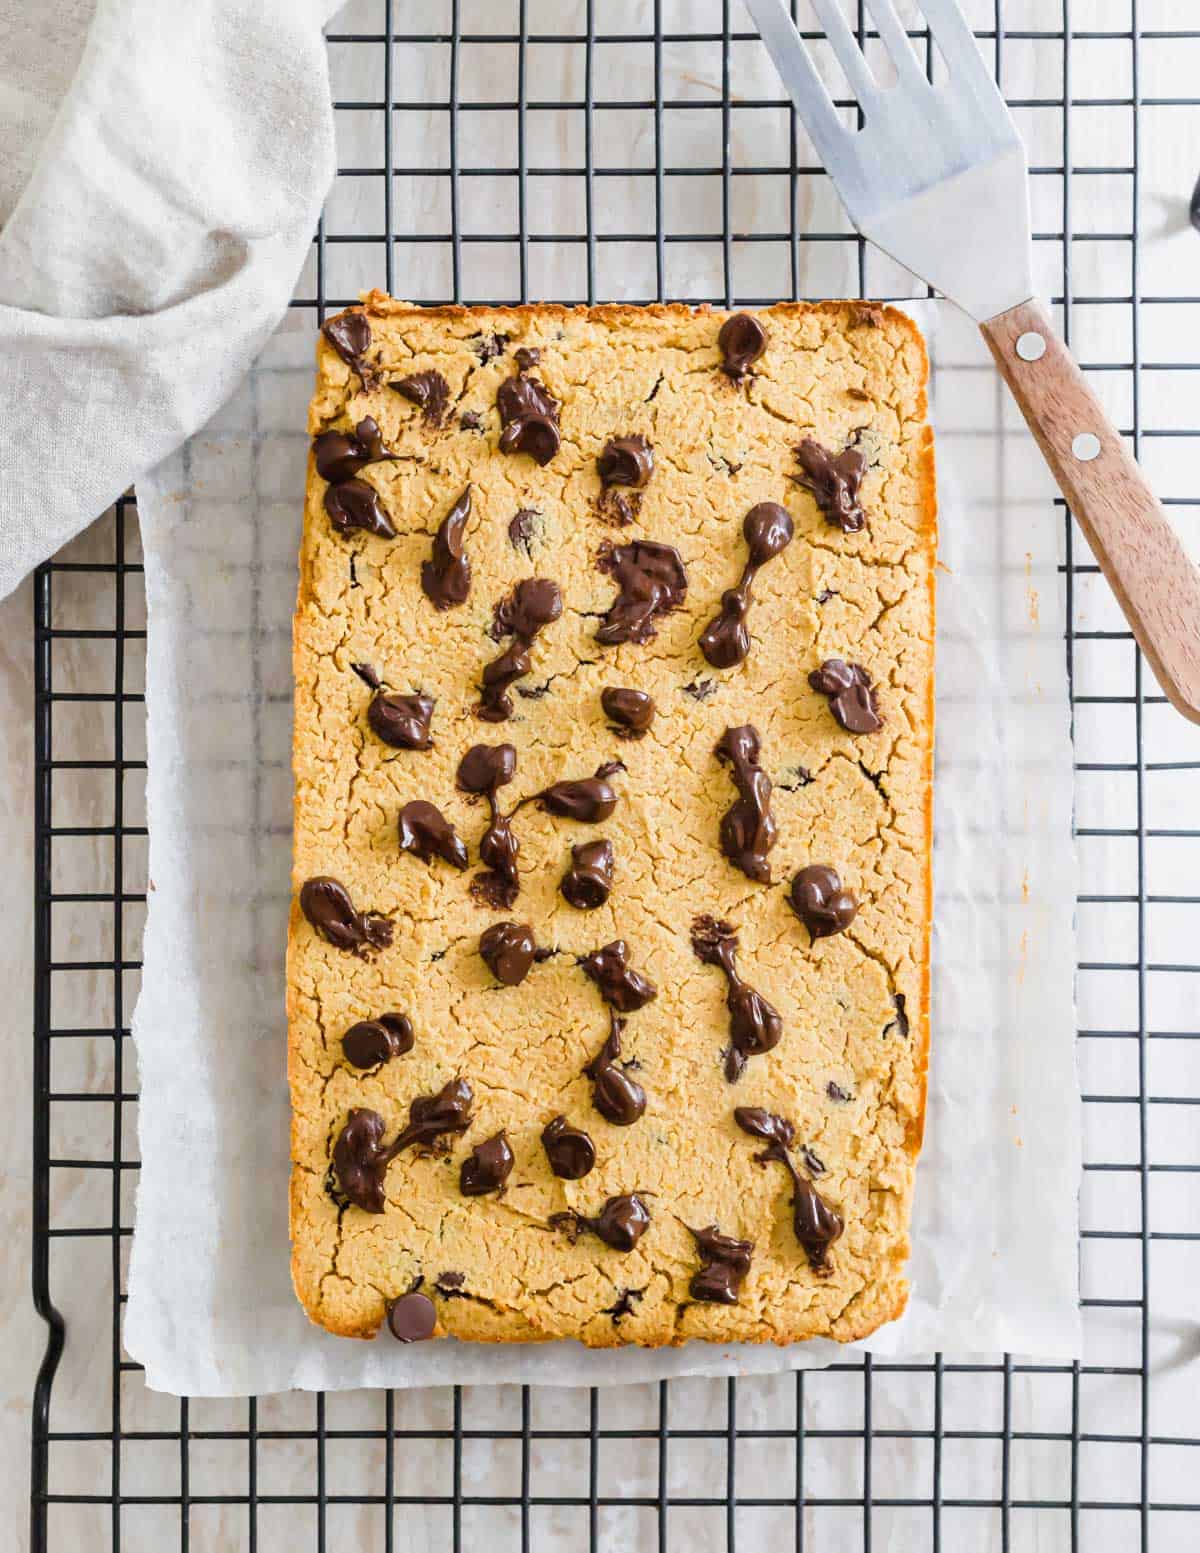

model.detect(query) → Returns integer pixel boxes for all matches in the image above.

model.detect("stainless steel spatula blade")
[745,0,1032,321]
[744,0,1200,726]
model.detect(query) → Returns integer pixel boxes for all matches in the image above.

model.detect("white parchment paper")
[123,296,1082,1396]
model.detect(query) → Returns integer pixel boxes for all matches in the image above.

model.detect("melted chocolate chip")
[325,479,396,540]
[387,1289,437,1342]
[718,312,767,380]
[584,1014,646,1125]
[342,1013,414,1069]
[508,509,538,554]
[322,313,377,386]
[460,1131,514,1196]
[714,725,777,884]
[479,578,563,721]
[827,1080,853,1103]
[596,540,688,646]
[598,435,654,490]
[889,993,910,1038]
[473,331,508,364]
[692,916,782,1083]
[435,1270,467,1294]
[848,302,887,330]
[699,503,794,669]
[800,1146,826,1176]
[597,436,654,519]
[549,1193,651,1252]
[733,1105,843,1272]
[538,766,619,823]
[794,439,868,534]
[399,1076,473,1149]
[580,940,657,1012]
[331,1107,392,1211]
[809,658,883,734]
[496,363,561,465]
[460,410,484,431]
[300,877,394,955]
[601,686,654,739]
[601,1285,645,1323]
[479,921,540,986]
[457,743,518,796]
[683,678,717,702]
[561,839,615,910]
[789,864,858,940]
[398,800,469,869]
[421,484,473,608]
[689,1224,754,1305]
[314,417,401,484]
[393,369,450,427]
[365,688,435,750]
[541,1115,596,1179]
[458,743,521,906]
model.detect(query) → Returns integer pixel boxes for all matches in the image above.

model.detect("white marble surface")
[4,2,1200,1550]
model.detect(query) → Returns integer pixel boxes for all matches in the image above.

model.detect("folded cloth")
[0,0,338,597]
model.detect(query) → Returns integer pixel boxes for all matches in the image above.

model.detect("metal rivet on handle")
[1016,331,1046,362]
[1072,432,1101,462]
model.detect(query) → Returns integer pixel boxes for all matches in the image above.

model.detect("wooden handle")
[981,297,1200,724]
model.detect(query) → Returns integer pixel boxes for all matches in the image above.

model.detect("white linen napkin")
[0,0,338,598]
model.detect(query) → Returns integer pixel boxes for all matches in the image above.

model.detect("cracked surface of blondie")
[289,293,936,1347]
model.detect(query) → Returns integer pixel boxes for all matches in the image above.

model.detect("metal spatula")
[746,0,1200,722]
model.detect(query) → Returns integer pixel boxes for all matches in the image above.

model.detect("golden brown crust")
[289,296,936,1348]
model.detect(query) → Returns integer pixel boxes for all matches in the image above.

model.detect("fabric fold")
[0,0,339,597]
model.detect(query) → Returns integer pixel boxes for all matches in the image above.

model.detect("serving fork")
[746,0,1200,721]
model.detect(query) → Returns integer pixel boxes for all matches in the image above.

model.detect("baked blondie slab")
[288,293,935,1347]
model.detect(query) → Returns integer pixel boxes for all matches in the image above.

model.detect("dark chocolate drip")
[314,416,401,484]
[479,578,563,721]
[300,876,393,956]
[598,435,654,490]
[691,916,782,1083]
[688,1223,754,1305]
[458,743,520,906]
[460,1131,514,1196]
[496,360,561,465]
[714,724,777,884]
[398,800,469,870]
[342,1013,414,1069]
[601,686,655,738]
[479,921,542,986]
[595,540,688,645]
[809,658,883,734]
[789,864,858,940]
[541,1115,596,1179]
[601,1286,646,1323]
[324,478,396,540]
[718,312,767,380]
[579,939,657,1011]
[561,838,614,910]
[733,1106,844,1272]
[537,763,620,823]
[794,438,868,534]
[322,313,377,387]
[331,1078,474,1213]
[421,485,473,608]
[392,369,450,427]
[350,664,435,749]
[548,1192,650,1252]
[583,1013,646,1125]
[699,502,793,669]
[597,435,654,523]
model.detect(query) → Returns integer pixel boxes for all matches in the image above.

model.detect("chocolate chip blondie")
[288,293,936,1347]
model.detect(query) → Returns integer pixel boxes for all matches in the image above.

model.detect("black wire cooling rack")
[30,3,1200,1550]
